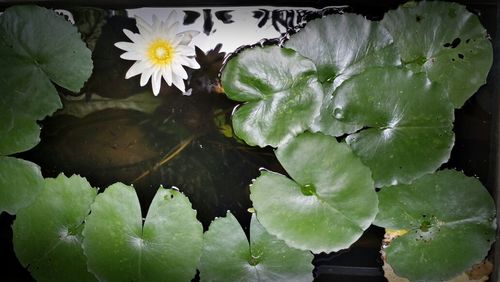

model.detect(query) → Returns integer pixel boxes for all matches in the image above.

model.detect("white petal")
[123,29,142,43]
[176,45,196,56]
[178,56,200,69]
[171,62,188,79]
[178,30,200,45]
[120,51,144,61]
[165,10,178,28]
[140,66,155,86]
[115,41,134,51]
[125,60,149,79]
[152,14,160,31]
[170,35,183,47]
[166,22,180,34]
[152,71,162,95]
[162,64,173,85]
[135,16,152,35]
[171,73,186,93]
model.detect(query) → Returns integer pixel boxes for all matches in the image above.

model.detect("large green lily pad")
[381,1,493,108]
[221,45,323,147]
[284,13,398,89]
[284,13,399,137]
[199,212,314,282]
[374,170,496,281]
[250,132,377,253]
[0,5,92,154]
[0,156,44,214]
[333,67,454,187]
[82,183,203,281]
[12,174,97,281]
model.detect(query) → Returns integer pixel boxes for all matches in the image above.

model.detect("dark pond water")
[1,3,498,282]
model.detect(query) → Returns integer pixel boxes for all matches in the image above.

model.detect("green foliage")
[381,1,493,108]
[199,212,314,281]
[82,184,203,281]
[221,46,323,147]
[374,170,496,281]
[0,5,92,154]
[334,68,455,187]
[250,132,377,253]
[284,13,399,137]
[0,2,496,282]
[0,156,44,214]
[13,174,97,281]
[285,13,398,88]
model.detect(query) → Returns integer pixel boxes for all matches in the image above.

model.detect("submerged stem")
[132,135,196,184]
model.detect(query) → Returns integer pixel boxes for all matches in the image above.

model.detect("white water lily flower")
[114,12,200,95]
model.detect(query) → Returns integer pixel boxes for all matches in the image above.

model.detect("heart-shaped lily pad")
[82,183,203,281]
[374,170,496,281]
[284,13,400,137]
[250,132,377,253]
[0,5,92,155]
[221,45,323,147]
[199,212,313,282]
[0,156,44,214]
[333,67,454,187]
[284,13,398,89]
[381,1,493,108]
[13,174,98,281]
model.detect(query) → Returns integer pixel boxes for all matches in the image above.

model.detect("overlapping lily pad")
[250,132,377,253]
[285,13,398,90]
[0,5,92,154]
[199,212,313,282]
[12,174,97,281]
[284,13,400,137]
[332,67,454,187]
[374,170,496,281]
[0,156,44,214]
[221,45,323,147]
[381,1,493,108]
[82,183,203,281]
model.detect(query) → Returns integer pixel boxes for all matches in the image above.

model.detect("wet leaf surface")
[199,212,313,282]
[13,174,97,281]
[381,1,493,108]
[250,132,377,253]
[83,184,203,281]
[375,170,496,281]
[221,46,323,147]
[333,68,454,186]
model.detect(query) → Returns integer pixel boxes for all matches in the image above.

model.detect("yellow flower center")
[147,39,174,65]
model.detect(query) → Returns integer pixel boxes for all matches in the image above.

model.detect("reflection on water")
[22,26,281,230]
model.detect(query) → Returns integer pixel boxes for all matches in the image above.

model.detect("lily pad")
[0,107,41,156]
[284,13,398,89]
[82,183,203,281]
[381,1,493,108]
[221,45,323,147]
[284,13,400,137]
[250,132,377,253]
[0,5,92,154]
[333,68,454,187]
[12,174,97,281]
[199,212,314,282]
[374,170,496,281]
[0,156,44,214]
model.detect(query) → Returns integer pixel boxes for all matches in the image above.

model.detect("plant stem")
[132,135,195,184]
